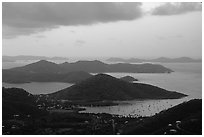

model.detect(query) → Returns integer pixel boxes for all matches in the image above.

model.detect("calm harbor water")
[2,61,202,117]
[81,97,191,117]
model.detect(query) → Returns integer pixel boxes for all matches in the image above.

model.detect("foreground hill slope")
[2,87,47,119]
[49,74,186,101]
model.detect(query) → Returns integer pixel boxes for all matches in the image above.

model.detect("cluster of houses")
[35,94,85,112]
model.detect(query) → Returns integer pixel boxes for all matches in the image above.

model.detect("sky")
[2,2,202,59]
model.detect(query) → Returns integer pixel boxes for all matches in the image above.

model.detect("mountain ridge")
[3,60,173,83]
[9,60,173,73]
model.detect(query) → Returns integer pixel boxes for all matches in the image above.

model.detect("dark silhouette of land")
[120,76,138,82]
[49,74,186,101]
[3,60,173,83]
[107,57,202,63]
[2,87,47,120]
[9,60,173,73]
[59,60,173,73]
[2,87,201,135]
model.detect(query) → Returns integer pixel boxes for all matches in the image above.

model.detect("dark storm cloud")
[152,2,202,16]
[3,2,143,38]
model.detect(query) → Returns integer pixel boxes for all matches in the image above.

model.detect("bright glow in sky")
[2,2,202,58]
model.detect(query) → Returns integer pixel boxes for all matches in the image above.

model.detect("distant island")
[3,60,173,83]
[107,57,202,63]
[120,76,138,82]
[49,74,187,101]
[2,55,68,62]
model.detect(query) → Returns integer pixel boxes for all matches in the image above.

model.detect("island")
[107,57,202,63]
[120,76,138,82]
[2,60,173,83]
[49,74,186,101]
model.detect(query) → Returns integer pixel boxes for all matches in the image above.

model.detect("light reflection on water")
[80,97,192,117]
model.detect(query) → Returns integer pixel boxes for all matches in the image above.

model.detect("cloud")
[76,40,86,44]
[3,2,143,38]
[157,36,166,40]
[157,34,183,40]
[35,35,46,38]
[152,2,202,16]
[2,24,53,39]
[70,30,76,33]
